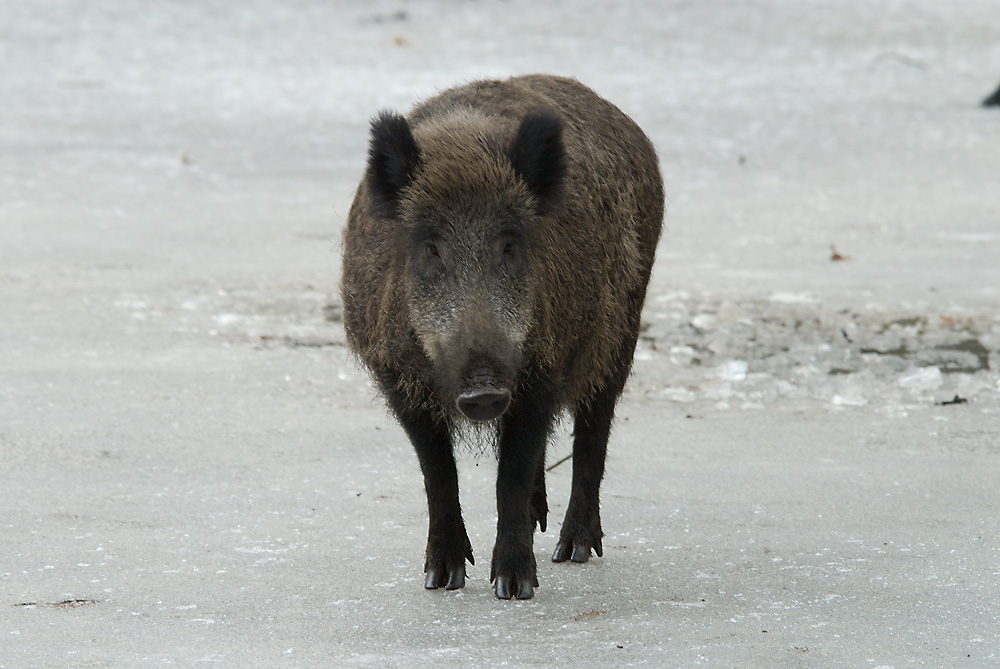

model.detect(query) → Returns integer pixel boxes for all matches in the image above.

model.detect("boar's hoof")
[494,575,535,600]
[456,388,511,422]
[424,564,466,591]
[552,537,603,564]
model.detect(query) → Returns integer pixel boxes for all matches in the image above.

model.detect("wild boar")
[341,74,663,599]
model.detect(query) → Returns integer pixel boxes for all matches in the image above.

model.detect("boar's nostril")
[456,388,511,422]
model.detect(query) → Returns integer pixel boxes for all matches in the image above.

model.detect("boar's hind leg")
[553,332,639,564]
[385,385,473,591]
[530,455,548,534]
[491,376,558,600]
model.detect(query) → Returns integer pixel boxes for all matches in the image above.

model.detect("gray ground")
[2,1,999,667]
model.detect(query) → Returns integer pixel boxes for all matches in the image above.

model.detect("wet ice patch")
[181,296,211,311]
[662,387,696,402]
[691,313,717,330]
[634,348,656,362]
[715,360,748,382]
[769,292,816,304]
[831,393,867,407]
[669,345,696,365]
[213,313,241,326]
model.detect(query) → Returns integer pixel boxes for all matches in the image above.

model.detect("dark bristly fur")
[341,74,664,600]
[366,112,422,217]
[508,108,566,212]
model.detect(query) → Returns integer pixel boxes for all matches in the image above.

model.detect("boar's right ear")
[509,108,566,213]
[367,111,422,217]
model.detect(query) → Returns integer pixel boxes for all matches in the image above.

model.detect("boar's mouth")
[453,365,512,422]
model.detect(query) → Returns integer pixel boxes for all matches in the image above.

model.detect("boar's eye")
[500,229,523,260]
[425,242,440,258]
[498,234,526,277]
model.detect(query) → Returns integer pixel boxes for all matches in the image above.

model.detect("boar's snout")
[456,386,511,422]
[454,365,512,421]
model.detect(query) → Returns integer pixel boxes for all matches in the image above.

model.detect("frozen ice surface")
[2,0,999,667]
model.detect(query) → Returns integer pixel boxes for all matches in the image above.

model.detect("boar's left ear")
[509,108,566,212]
[367,111,422,217]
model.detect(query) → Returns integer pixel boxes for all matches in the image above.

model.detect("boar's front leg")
[551,394,610,564]
[553,331,638,565]
[491,376,558,600]
[384,382,473,591]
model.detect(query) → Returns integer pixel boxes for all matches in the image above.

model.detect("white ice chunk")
[898,366,942,391]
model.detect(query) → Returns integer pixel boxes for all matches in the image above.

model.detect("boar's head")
[365,108,565,422]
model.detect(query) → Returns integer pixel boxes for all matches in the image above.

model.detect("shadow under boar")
[341,74,663,599]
